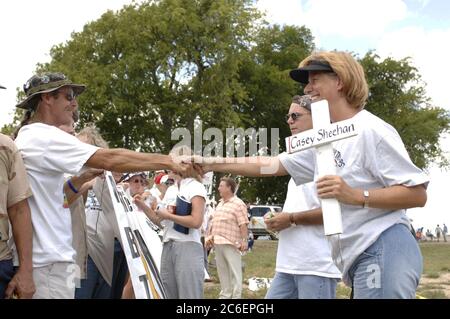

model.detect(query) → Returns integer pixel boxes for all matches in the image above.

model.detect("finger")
[4,282,15,299]
[317,175,334,182]
[316,184,336,192]
[316,179,338,189]
[316,187,338,197]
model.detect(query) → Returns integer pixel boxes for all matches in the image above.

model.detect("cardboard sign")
[104,172,166,299]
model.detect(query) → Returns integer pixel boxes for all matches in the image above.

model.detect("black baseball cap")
[289,60,335,84]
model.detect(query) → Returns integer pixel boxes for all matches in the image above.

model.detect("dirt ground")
[419,271,450,298]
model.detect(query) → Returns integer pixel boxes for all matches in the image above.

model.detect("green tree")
[36,0,261,152]
[3,1,448,205]
[235,25,315,204]
[360,52,450,169]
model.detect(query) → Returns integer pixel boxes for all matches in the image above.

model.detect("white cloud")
[408,135,450,231]
[303,0,408,38]
[257,0,408,38]
[376,26,450,110]
[257,0,303,26]
[0,0,136,127]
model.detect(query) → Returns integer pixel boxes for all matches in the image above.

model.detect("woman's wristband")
[67,179,79,194]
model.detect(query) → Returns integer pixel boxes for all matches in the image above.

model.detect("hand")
[205,236,214,249]
[264,212,291,232]
[239,240,248,252]
[5,269,35,299]
[155,206,170,221]
[316,175,362,206]
[182,155,214,176]
[133,194,150,212]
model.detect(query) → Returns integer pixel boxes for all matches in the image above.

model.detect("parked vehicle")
[248,205,282,240]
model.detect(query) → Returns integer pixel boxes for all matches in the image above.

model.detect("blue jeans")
[348,223,422,299]
[0,259,14,299]
[75,255,111,299]
[265,272,338,299]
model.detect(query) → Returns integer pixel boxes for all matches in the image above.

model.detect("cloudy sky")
[0,0,448,230]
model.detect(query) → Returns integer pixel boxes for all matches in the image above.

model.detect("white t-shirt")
[149,186,162,203]
[277,179,341,278]
[278,110,429,284]
[15,123,99,267]
[161,178,207,244]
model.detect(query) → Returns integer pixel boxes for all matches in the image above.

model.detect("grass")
[419,243,450,276]
[416,242,450,299]
[203,240,450,299]
[416,289,447,299]
[204,240,276,299]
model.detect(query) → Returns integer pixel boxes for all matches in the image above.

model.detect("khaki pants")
[33,262,76,299]
[215,244,242,299]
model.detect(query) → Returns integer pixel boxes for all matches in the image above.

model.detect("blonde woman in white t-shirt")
[192,51,428,299]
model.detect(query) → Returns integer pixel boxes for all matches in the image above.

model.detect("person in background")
[206,177,248,299]
[135,146,207,299]
[0,84,35,299]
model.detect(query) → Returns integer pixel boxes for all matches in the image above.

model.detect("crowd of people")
[0,50,431,299]
[416,224,448,242]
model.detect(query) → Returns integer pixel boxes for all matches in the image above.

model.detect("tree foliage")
[2,0,449,204]
[37,0,261,152]
[360,52,450,169]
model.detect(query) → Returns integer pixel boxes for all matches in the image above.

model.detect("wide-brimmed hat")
[16,72,85,109]
[289,60,335,84]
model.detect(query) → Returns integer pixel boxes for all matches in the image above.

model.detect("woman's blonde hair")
[300,51,369,109]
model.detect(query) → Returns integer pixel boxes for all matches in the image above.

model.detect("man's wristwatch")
[363,190,370,208]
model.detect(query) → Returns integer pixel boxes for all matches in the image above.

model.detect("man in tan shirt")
[206,177,248,298]
[0,89,35,298]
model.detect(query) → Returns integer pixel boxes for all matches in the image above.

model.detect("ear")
[40,92,53,104]
[335,76,344,91]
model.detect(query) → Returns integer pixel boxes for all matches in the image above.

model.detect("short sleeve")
[42,130,99,175]
[188,180,207,201]
[8,144,33,208]
[278,150,316,186]
[235,200,249,226]
[370,132,429,188]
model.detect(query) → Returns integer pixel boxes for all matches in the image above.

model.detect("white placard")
[104,172,166,299]
[286,118,358,154]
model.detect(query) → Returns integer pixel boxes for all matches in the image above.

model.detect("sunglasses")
[130,179,146,186]
[285,112,309,121]
[164,179,175,186]
[59,90,78,102]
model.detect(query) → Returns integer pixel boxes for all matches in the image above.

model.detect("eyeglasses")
[285,112,309,121]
